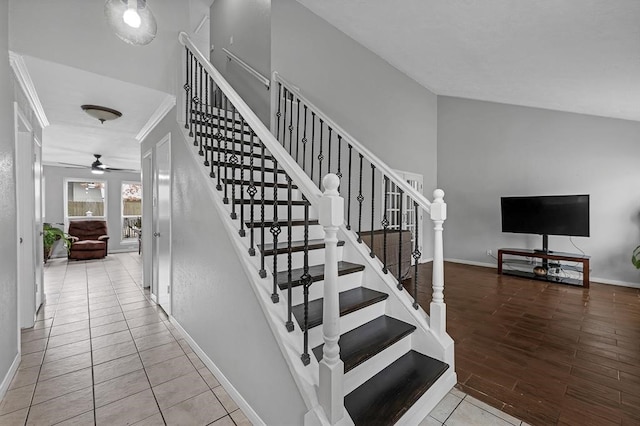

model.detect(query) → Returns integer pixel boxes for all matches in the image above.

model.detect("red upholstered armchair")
[68,220,109,260]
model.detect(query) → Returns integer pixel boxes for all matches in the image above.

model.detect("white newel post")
[430,189,447,337]
[318,174,345,424]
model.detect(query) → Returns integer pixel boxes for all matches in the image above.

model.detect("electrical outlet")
[486,249,492,256]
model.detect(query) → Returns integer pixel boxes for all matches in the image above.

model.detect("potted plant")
[633,245,640,269]
[43,223,71,263]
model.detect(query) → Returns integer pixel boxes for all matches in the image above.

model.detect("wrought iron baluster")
[237,115,246,230]
[223,97,230,204]
[346,144,353,230]
[282,87,288,148]
[300,199,311,366]
[209,82,216,179]
[197,62,204,153]
[295,99,300,164]
[259,142,267,278]
[203,72,210,167]
[301,105,308,172]
[357,154,364,243]
[327,128,332,175]
[245,131,257,245]
[382,176,389,273]
[285,175,294,331]
[397,188,404,290]
[337,135,342,179]
[317,119,324,188]
[189,52,194,137]
[183,47,190,129]
[370,164,376,258]
[215,94,224,191]
[270,158,280,304]
[288,94,294,156]
[230,106,239,219]
[310,112,316,183]
[275,83,282,146]
[412,201,421,309]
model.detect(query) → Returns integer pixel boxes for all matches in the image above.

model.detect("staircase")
[178,33,455,425]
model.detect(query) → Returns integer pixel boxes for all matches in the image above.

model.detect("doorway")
[153,134,172,314]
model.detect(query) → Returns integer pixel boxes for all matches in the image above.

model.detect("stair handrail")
[273,72,433,213]
[179,32,321,206]
[222,48,271,89]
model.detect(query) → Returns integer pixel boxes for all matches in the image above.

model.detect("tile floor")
[1,253,531,425]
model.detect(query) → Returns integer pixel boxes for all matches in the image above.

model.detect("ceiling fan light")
[91,168,105,175]
[81,105,122,124]
[105,0,157,46]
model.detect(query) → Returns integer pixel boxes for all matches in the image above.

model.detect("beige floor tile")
[93,353,143,384]
[464,396,522,425]
[89,312,126,328]
[8,365,40,390]
[211,415,235,426]
[94,369,149,408]
[54,305,88,317]
[53,313,90,326]
[0,382,35,416]
[20,351,45,369]
[55,410,95,425]
[126,314,162,329]
[21,337,48,355]
[444,400,514,426]
[31,319,53,330]
[139,341,184,367]
[134,330,175,352]
[26,387,93,426]
[43,340,91,364]
[90,306,123,319]
[187,352,205,370]
[429,393,463,423]
[152,370,208,410]
[449,387,467,399]
[124,306,159,321]
[198,367,220,389]
[39,352,92,382]
[47,329,91,349]
[145,354,196,387]
[131,413,164,425]
[33,367,92,405]
[21,328,50,343]
[129,322,168,340]
[95,389,159,426]
[90,320,129,338]
[0,407,28,426]
[176,339,193,354]
[89,300,120,311]
[163,391,227,426]
[418,415,443,425]
[229,409,252,426]
[92,340,138,366]
[213,385,238,413]
[120,300,152,311]
[91,330,133,350]
[50,320,90,337]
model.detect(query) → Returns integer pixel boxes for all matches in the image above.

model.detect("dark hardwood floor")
[403,262,640,426]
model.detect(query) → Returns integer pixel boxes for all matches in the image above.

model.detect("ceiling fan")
[58,154,138,174]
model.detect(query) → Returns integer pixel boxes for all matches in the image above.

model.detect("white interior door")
[154,135,172,314]
[15,104,36,328]
[142,150,153,292]
[33,137,44,311]
[385,170,424,264]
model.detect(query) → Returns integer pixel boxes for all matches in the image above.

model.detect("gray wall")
[437,96,640,285]
[209,0,271,124]
[0,0,18,392]
[272,0,438,258]
[43,166,141,256]
[141,109,306,425]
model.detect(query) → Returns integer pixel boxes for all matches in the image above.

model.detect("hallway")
[0,253,251,425]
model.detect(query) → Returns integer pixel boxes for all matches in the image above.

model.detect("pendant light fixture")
[105,0,157,46]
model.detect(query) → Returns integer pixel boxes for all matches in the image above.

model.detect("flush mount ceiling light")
[81,105,123,124]
[104,0,157,46]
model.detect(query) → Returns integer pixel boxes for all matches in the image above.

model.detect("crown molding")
[136,95,176,143]
[9,51,50,128]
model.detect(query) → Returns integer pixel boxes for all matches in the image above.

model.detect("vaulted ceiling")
[296,0,640,122]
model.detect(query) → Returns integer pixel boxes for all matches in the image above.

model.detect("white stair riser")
[344,336,412,395]
[249,224,324,245]
[306,300,386,349]
[264,246,344,272]
[285,271,364,306]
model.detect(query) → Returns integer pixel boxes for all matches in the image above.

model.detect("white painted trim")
[445,258,640,289]
[169,316,266,426]
[0,352,21,402]
[136,95,176,143]
[9,51,49,128]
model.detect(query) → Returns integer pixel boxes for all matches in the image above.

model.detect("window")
[65,179,107,220]
[121,182,142,243]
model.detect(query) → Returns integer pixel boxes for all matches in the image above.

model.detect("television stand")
[497,248,590,288]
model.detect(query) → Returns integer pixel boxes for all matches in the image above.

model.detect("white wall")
[209,0,271,124]
[141,109,307,425]
[9,0,190,94]
[437,96,640,285]
[0,0,19,396]
[43,166,141,255]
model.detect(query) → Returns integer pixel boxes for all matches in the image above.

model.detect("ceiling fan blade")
[55,162,89,168]
[104,167,139,172]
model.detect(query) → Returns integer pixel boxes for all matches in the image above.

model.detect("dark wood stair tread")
[258,239,345,256]
[234,199,308,206]
[292,287,388,331]
[345,350,449,425]
[276,261,365,290]
[312,316,416,372]
[223,179,296,189]
[247,219,318,229]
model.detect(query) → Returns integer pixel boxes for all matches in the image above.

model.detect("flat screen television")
[501,194,589,252]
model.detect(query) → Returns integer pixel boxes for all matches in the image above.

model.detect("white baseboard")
[169,316,265,426]
[0,352,21,401]
[445,258,640,289]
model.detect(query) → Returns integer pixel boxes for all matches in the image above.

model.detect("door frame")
[152,134,172,314]
[142,148,154,298]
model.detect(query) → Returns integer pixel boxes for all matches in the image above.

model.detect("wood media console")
[497,248,590,288]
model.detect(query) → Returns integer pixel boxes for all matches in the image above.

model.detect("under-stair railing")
[179,33,345,423]
[271,72,448,337]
